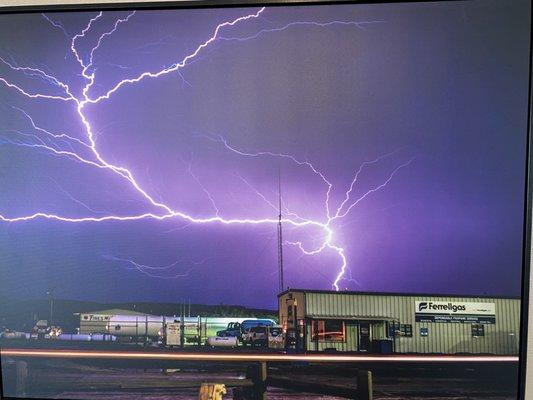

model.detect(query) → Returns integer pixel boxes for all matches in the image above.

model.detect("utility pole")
[277,166,284,294]
[46,289,54,326]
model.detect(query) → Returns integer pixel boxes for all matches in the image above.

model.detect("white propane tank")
[106,315,198,338]
[58,334,92,341]
[107,315,169,337]
[206,336,238,348]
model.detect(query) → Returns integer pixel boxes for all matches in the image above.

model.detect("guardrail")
[0,348,519,399]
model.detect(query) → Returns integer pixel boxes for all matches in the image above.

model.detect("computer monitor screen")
[0,1,531,399]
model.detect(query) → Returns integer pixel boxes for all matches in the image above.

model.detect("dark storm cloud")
[0,1,530,308]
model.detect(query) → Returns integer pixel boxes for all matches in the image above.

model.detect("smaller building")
[278,289,520,355]
[76,308,149,334]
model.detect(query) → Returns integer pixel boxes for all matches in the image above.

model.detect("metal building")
[278,289,520,355]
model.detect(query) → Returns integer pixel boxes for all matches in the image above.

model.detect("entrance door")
[359,322,371,352]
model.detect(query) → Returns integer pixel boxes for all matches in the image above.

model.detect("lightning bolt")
[216,19,385,43]
[84,8,267,105]
[102,255,209,279]
[0,8,410,290]
[42,13,70,37]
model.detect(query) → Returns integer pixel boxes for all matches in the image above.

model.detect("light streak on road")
[0,348,519,363]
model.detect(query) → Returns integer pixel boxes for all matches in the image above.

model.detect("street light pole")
[46,289,54,326]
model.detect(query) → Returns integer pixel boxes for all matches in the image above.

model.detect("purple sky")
[0,1,530,309]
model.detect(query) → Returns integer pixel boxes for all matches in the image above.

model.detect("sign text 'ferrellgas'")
[414,301,496,324]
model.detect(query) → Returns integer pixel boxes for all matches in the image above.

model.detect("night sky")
[0,1,530,309]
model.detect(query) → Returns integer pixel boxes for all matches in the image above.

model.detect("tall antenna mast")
[277,165,284,293]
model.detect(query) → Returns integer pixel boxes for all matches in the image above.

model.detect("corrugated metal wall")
[301,291,520,355]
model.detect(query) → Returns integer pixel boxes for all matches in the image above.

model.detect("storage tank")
[206,336,238,348]
[58,334,92,341]
[106,315,203,337]
[107,315,178,337]
[106,315,263,339]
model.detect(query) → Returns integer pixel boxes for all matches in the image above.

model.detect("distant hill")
[0,296,277,332]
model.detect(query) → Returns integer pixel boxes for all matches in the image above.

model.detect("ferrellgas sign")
[415,301,496,324]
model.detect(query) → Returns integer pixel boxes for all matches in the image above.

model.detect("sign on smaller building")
[415,301,496,324]
[81,314,111,322]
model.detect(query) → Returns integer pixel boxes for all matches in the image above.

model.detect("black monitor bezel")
[0,1,531,400]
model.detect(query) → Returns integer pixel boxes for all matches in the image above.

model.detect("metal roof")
[306,315,398,321]
[278,288,520,300]
[76,308,149,316]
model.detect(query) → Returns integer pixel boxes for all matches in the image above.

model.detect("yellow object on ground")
[198,383,227,400]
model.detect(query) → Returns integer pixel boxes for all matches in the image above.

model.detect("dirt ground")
[1,358,519,399]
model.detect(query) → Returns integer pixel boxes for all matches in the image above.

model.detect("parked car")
[217,319,276,343]
[0,329,29,340]
[243,325,284,348]
[267,326,284,349]
[31,320,48,339]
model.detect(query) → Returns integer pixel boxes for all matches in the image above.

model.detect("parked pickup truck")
[242,325,284,348]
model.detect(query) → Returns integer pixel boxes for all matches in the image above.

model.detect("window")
[270,327,282,337]
[388,321,400,337]
[311,320,345,342]
[402,324,413,337]
[388,322,412,337]
[472,324,485,337]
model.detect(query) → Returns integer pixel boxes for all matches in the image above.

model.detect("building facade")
[278,289,520,355]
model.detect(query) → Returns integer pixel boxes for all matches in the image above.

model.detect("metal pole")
[198,315,201,347]
[47,289,54,326]
[50,296,53,326]
[180,303,185,348]
[357,370,373,400]
[277,165,284,294]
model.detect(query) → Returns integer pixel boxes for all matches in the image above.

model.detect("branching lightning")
[0,8,411,290]
[102,255,210,279]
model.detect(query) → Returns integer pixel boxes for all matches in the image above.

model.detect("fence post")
[198,316,201,347]
[357,370,372,400]
[180,314,185,348]
[15,361,28,397]
[245,362,267,400]
[259,361,267,400]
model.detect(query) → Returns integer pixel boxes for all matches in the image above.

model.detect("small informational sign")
[82,314,111,321]
[166,323,181,346]
[414,301,496,324]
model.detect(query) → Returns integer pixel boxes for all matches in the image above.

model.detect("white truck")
[243,325,284,348]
